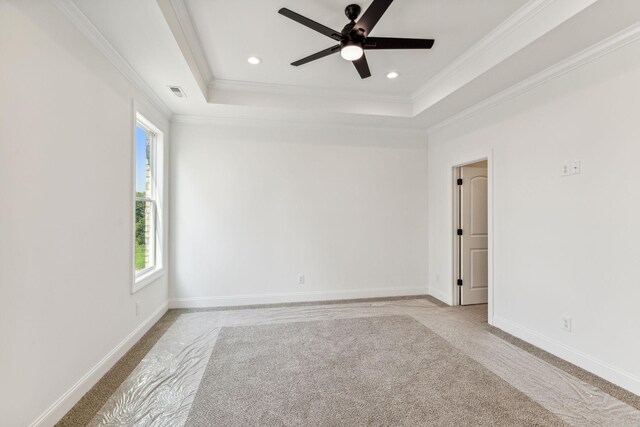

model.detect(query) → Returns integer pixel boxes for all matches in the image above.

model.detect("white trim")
[133,268,165,294]
[208,79,413,118]
[168,0,212,83]
[29,302,169,427]
[51,0,173,120]
[169,287,428,309]
[411,0,597,115]
[452,165,460,306]
[413,0,555,101]
[157,0,212,100]
[493,315,640,396]
[428,21,640,134]
[171,114,429,137]
[487,154,494,325]
[210,79,410,106]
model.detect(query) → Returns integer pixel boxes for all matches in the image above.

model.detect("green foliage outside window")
[135,193,146,270]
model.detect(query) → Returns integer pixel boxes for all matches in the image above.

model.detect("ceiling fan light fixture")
[340,42,364,61]
[278,2,435,79]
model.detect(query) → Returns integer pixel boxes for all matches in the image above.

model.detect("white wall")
[170,120,428,307]
[427,39,640,394]
[0,2,169,425]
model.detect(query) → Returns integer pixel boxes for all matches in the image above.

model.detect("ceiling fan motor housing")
[345,4,361,22]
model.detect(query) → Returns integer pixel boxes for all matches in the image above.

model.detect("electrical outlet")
[562,316,572,332]
[298,275,305,285]
[561,162,571,177]
[136,301,140,316]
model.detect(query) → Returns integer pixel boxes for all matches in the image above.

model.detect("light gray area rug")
[186,315,565,426]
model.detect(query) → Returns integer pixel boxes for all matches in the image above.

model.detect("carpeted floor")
[186,315,564,426]
[56,310,183,427]
[59,298,640,426]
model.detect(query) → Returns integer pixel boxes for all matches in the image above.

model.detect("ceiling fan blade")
[291,45,341,66]
[354,0,393,36]
[278,8,342,41]
[352,54,371,79]
[365,37,434,50]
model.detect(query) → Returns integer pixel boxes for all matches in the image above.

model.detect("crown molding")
[412,0,554,101]
[411,0,598,116]
[157,0,212,100]
[168,0,212,83]
[209,79,410,105]
[50,0,618,131]
[208,79,412,117]
[162,0,412,112]
[51,0,173,120]
[427,21,640,134]
[172,114,428,137]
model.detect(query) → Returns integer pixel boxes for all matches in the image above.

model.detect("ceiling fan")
[278,0,435,79]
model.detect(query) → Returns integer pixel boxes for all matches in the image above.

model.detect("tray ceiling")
[185,0,528,95]
[64,0,640,129]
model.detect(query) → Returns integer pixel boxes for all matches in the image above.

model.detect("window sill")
[132,267,164,294]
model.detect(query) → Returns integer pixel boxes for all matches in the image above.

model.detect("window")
[133,113,163,291]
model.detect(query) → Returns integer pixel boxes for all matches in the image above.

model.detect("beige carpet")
[186,315,565,426]
[55,310,182,427]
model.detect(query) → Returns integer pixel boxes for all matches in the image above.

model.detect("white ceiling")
[185,0,528,95]
[65,0,640,129]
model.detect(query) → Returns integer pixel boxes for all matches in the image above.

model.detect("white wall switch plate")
[298,275,305,285]
[562,316,572,332]
[561,162,571,177]
[570,160,581,175]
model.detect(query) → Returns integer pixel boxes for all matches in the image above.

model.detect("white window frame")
[132,112,164,293]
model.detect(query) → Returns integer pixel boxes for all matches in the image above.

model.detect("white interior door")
[458,162,488,305]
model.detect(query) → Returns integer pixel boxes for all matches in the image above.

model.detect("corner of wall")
[30,301,169,427]
[428,286,453,306]
[493,316,640,396]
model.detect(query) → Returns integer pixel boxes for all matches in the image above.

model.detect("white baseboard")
[493,315,640,396]
[30,302,169,427]
[169,287,428,309]
[427,286,453,306]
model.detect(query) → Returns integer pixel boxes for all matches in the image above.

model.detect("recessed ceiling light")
[386,71,399,79]
[247,56,262,65]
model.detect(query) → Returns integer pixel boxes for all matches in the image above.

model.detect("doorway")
[454,160,488,306]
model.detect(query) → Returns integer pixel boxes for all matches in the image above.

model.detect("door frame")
[451,152,494,324]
